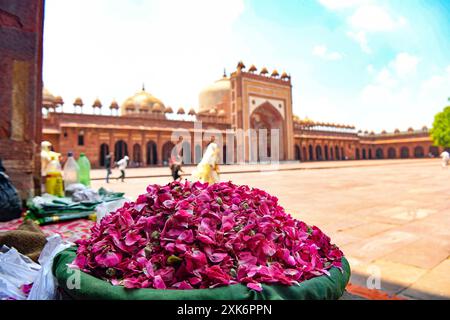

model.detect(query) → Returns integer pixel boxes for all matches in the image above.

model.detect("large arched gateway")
[250,102,284,162]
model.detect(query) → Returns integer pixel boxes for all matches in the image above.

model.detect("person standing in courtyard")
[116,155,129,182]
[170,161,184,181]
[192,136,220,184]
[440,150,450,168]
[105,152,113,183]
[169,136,185,181]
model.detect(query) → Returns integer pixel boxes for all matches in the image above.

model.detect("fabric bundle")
[26,188,125,225]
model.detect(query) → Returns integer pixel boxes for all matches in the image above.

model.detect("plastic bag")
[0,169,22,222]
[0,246,41,300]
[0,234,72,300]
[64,183,87,197]
[96,198,130,223]
[27,234,72,300]
[72,188,101,203]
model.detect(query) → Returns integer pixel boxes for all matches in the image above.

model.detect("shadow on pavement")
[347,271,449,300]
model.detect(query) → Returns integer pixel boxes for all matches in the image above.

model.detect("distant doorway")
[388,148,396,159]
[376,148,384,159]
[414,146,424,158]
[400,147,409,159]
[114,140,128,161]
[429,146,439,157]
[162,141,175,165]
[146,141,158,165]
[132,144,142,166]
[315,145,323,161]
[295,145,301,161]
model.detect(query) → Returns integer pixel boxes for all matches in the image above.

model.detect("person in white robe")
[191,136,220,184]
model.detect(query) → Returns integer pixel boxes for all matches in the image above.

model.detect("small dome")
[73,97,84,107]
[381,130,387,134]
[248,65,257,73]
[42,88,56,108]
[164,107,173,114]
[199,77,230,114]
[407,127,414,132]
[177,107,185,115]
[152,103,163,113]
[364,130,369,134]
[125,100,135,108]
[281,72,289,79]
[394,129,400,134]
[271,69,279,77]
[121,87,165,114]
[260,67,269,75]
[237,61,246,70]
[109,100,119,109]
[422,126,428,131]
[188,108,196,116]
[218,110,226,117]
[92,98,102,108]
[370,131,375,135]
[54,96,64,105]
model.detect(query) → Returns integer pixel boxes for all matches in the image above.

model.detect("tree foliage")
[430,105,450,148]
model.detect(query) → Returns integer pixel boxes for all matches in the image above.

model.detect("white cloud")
[347,30,371,53]
[348,5,407,32]
[318,0,371,10]
[389,53,420,78]
[365,53,420,88]
[419,65,450,99]
[324,2,408,54]
[357,59,447,132]
[312,45,343,61]
[374,68,397,87]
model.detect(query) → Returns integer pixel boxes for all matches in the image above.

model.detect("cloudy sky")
[43,0,450,132]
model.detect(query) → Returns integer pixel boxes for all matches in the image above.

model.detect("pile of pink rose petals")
[74,181,343,292]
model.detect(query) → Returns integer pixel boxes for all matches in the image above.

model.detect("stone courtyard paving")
[91,159,450,300]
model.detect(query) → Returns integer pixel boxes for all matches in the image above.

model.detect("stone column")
[0,0,44,200]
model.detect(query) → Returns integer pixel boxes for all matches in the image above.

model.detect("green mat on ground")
[52,247,351,300]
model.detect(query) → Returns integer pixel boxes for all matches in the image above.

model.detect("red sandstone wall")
[294,129,437,161]
[0,0,44,199]
[42,112,233,168]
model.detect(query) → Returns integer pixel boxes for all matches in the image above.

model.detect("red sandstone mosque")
[42,62,440,168]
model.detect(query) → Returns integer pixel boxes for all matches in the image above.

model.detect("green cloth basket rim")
[53,246,351,300]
